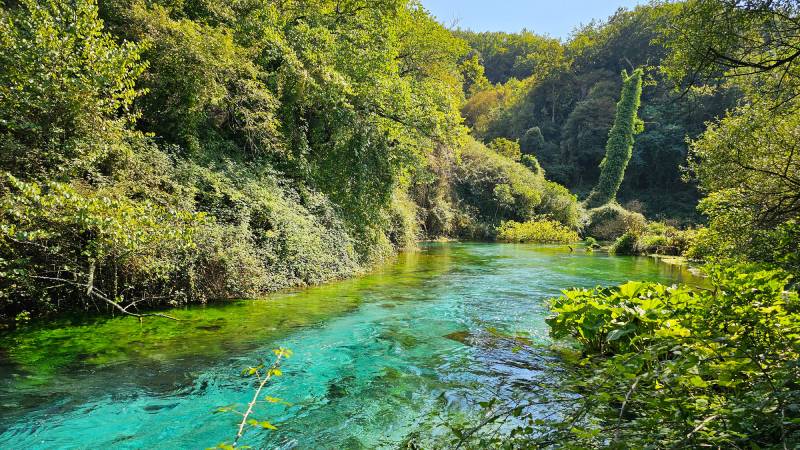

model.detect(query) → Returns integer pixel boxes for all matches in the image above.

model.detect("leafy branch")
[213,348,293,449]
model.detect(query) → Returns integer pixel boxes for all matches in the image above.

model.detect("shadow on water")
[0,243,701,448]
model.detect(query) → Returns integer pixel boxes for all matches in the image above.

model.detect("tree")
[584,69,644,208]
[662,0,800,271]
[460,53,491,96]
[0,0,146,180]
[488,137,521,161]
[662,0,800,100]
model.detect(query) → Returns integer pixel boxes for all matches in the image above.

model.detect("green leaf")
[259,421,277,430]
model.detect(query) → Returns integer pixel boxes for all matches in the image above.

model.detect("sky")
[420,0,649,40]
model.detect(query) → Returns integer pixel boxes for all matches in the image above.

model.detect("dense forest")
[0,0,578,319]
[0,0,799,448]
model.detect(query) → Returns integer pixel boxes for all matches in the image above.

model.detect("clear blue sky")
[421,0,648,39]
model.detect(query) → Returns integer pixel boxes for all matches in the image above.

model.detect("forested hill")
[0,0,579,320]
[458,5,737,221]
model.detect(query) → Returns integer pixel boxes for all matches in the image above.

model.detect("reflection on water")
[0,243,699,449]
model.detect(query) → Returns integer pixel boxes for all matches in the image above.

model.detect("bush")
[606,220,697,257]
[609,231,637,255]
[454,139,580,235]
[520,154,543,176]
[455,140,543,224]
[0,174,204,318]
[386,189,420,251]
[584,203,645,241]
[545,266,800,447]
[180,162,364,290]
[538,181,581,229]
[686,220,800,278]
[632,221,696,256]
[496,220,580,243]
[488,137,522,161]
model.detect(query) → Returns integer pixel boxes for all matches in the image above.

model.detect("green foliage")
[0,173,204,317]
[657,1,800,278]
[637,221,695,256]
[546,267,800,447]
[519,154,542,176]
[409,145,458,238]
[538,181,581,229]
[386,189,420,251]
[459,53,491,96]
[0,0,146,180]
[487,138,521,161]
[452,139,580,238]
[559,80,618,186]
[662,0,800,101]
[584,203,645,241]
[689,100,800,229]
[182,161,364,292]
[583,68,644,208]
[0,0,497,318]
[455,30,565,84]
[609,231,637,255]
[460,78,526,131]
[454,140,542,226]
[462,4,735,215]
[687,194,800,276]
[496,220,579,244]
[609,220,697,257]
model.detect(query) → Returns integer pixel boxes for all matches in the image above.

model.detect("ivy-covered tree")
[584,68,644,208]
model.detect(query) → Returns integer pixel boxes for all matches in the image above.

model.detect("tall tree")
[584,68,644,208]
[662,0,800,100]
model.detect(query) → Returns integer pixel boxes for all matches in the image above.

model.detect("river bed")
[0,243,695,449]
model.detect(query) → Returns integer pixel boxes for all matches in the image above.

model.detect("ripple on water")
[0,243,699,449]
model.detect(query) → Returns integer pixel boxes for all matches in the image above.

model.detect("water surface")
[0,243,695,448]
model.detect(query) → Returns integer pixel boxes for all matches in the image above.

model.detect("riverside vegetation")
[0,0,579,321]
[1,0,799,448]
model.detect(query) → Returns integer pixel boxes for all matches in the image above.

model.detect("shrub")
[686,220,800,277]
[584,203,645,241]
[455,140,543,224]
[609,231,637,255]
[386,189,420,251]
[520,154,543,176]
[488,137,522,161]
[538,181,581,229]
[0,0,146,180]
[605,220,697,257]
[632,221,695,256]
[454,139,580,233]
[545,266,800,447]
[496,220,580,243]
[181,162,363,290]
[637,233,669,252]
[0,173,204,318]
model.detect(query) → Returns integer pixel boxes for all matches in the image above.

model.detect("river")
[0,243,695,449]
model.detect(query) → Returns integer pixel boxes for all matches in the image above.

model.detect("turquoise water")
[0,243,694,449]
